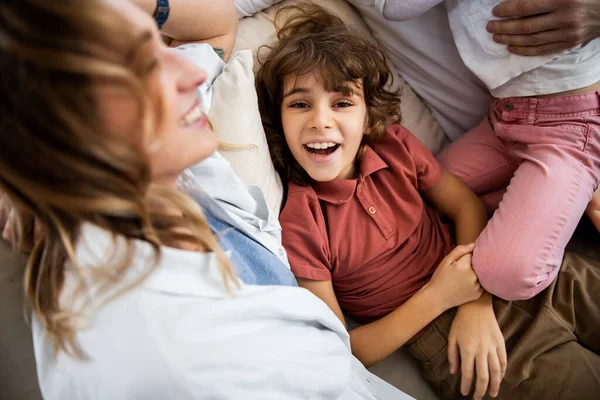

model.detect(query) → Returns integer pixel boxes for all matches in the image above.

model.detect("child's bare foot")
[586,187,600,233]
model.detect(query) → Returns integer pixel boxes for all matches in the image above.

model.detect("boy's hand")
[424,244,484,311]
[448,293,507,400]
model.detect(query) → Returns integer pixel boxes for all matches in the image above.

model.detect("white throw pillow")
[208,50,284,213]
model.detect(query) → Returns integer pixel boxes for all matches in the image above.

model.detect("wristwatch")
[153,0,170,30]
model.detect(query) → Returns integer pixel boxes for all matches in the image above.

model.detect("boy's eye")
[334,100,353,108]
[290,102,310,109]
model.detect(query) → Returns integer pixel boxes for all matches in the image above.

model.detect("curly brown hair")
[256,4,401,187]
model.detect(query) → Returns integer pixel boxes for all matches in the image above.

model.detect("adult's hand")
[486,0,600,56]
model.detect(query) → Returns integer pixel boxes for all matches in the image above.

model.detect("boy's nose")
[309,106,333,131]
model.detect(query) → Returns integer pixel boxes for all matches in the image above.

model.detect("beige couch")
[2,1,599,399]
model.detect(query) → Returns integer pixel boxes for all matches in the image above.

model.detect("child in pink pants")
[438,93,600,301]
[378,0,600,301]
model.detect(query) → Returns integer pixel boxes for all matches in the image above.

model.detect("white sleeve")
[182,153,289,267]
[233,0,285,18]
[375,0,444,21]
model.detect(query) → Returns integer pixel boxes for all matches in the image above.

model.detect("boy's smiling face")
[280,71,368,182]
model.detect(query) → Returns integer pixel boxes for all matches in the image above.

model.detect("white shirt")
[445,0,600,97]
[31,224,342,400]
[350,0,492,140]
[32,186,412,400]
[180,151,289,266]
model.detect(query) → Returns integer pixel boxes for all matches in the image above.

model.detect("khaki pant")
[407,251,600,400]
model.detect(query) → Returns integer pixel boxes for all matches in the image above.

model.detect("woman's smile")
[178,100,206,128]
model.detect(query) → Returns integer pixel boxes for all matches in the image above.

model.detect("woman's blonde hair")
[0,0,235,357]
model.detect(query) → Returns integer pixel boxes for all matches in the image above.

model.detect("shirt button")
[368,206,377,215]
[503,102,513,111]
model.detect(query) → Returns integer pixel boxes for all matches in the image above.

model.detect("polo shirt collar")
[314,146,388,204]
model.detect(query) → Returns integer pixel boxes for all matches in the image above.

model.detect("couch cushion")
[208,50,284,213]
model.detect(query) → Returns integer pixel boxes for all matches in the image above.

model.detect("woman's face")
[99,1,217,186]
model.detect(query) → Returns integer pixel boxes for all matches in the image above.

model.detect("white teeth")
[179,104,203,127]
[306,142,337,149]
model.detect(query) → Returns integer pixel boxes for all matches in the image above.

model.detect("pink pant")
[438,91,600,301]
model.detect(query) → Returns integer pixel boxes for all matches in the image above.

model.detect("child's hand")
[424,243,483,311]
[448,294,507,400]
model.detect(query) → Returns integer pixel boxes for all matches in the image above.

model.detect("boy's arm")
[348,285,448,367]
[375,0,446,21]
[297,278,347,327]
[297,278,447,367]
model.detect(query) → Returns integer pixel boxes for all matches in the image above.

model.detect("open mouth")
[304,142,340,156]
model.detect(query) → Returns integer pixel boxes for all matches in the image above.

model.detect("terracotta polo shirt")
[280,124,454,323]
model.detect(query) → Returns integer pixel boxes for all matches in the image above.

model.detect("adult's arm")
[487,0,600,56]
[132,0,238,59]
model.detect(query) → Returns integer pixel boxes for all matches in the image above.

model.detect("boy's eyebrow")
[283,87,310,98]
[334,85,360,96]
[283,85,360,98]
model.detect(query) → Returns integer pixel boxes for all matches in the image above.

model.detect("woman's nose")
[174,51,207,92]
